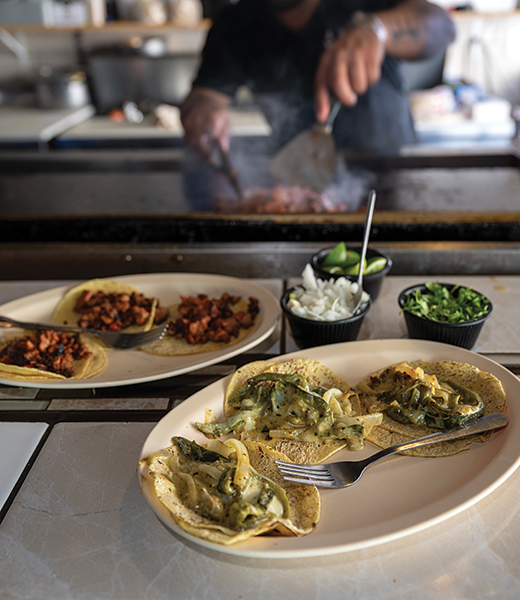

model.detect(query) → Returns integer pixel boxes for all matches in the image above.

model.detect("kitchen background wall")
[1,3,520,110]
[444,9,520,105]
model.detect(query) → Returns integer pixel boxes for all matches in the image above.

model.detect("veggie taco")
[0,329,107,380]
[142,437,320,545]
[196,358,383,464]
[355,360,508,456]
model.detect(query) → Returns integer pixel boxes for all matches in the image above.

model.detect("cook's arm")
[378,0,456,60]
[314,0,456,122]
[180,86,233,159]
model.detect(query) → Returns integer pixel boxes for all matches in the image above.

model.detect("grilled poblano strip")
[196,372,376,447]
[383,378,484,430]
[169,437,288,531]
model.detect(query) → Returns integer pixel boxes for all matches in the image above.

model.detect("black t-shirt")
[194,0,417,152]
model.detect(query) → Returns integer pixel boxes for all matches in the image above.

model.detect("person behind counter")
[181,0,456,158]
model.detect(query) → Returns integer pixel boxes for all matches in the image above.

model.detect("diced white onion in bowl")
[287,264,370,321]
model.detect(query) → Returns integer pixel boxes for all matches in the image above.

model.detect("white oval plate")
[138,339,520,559]
[0,273,279,389]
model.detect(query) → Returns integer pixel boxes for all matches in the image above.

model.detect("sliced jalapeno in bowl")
[311,245,392,301]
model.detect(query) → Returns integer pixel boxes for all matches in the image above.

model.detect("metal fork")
[276,412,509,488]
[0,316,169,350]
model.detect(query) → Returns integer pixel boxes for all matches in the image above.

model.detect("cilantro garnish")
[400,282,491,324]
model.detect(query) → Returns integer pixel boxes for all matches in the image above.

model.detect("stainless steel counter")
[0,105,96,146]
[1,241,520,281]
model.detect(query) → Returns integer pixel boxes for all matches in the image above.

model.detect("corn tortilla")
[143,439,320,545]
[221,358,362,464]
[355,360,508,457]
[0,330,107,380]
[51,278,157,334]
[141,297,256,356]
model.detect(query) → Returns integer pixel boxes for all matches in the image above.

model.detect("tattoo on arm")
[390,16,421,46]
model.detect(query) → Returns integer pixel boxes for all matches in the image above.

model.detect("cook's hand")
[180,87,232,160]
[314,24,386,123]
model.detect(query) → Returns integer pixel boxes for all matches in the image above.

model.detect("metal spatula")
[270,100,341,192]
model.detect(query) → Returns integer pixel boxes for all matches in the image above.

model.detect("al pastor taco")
[0,329,107,380]
[51,278,167,337]
[355,360,508,456]
[141,293,259,356]
[195,359,383,464]
[141,437,320,545]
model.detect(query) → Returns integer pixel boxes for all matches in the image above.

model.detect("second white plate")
[0,273,280,389]
[138,339,520,559]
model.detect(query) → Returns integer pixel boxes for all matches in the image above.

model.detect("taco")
[0,329,107,380]
[51,278,166,337]
[355,360,508,456]
[141,293,259,356]
[195,359,383,464]
[141,436,320,545]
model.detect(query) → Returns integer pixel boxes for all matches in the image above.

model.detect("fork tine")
[124,324,169,349]
[282,472,335,484]
[278,464,328,477]
[103,323,169,349]
[274,460,327,472]
[277,467,334,482]
[137,324,169,344]
[275,459,338,487]
[280,475,337,487]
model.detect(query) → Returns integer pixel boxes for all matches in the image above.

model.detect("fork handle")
[0,315,88,335]
[367,413,508,464]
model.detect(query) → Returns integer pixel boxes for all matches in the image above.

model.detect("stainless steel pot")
[87,49,200,112]
[35,70,91,109]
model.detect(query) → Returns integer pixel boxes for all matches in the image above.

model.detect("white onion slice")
[287,264,370,321]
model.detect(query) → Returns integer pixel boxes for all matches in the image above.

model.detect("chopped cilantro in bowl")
[398,282,493,349]
[400,282,491,323]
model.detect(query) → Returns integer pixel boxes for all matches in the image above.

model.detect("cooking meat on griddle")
[215,185,347,214]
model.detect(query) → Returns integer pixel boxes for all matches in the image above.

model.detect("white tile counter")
[1,420,520,600]
[0,421,48,511]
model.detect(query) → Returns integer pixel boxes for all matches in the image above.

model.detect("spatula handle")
[324,100,342,132]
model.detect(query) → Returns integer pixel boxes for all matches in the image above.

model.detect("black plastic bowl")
[281,288,371,349]
[311,246,392,301]
[398,283,493,350]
